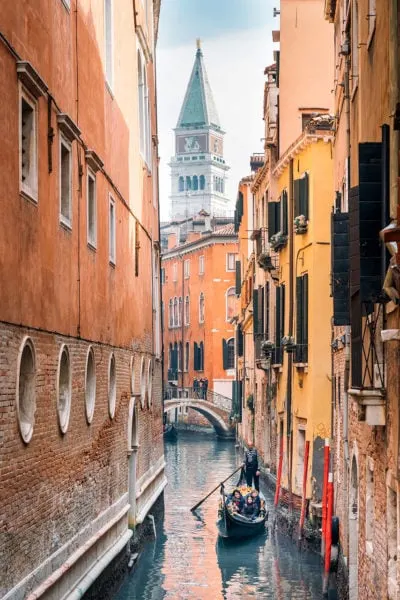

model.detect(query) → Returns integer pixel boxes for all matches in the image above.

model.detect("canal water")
[114,431,324,599]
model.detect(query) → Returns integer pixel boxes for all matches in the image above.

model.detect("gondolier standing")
[244,441,260,491]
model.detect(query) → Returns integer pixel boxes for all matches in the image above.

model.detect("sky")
[156,0,277,220]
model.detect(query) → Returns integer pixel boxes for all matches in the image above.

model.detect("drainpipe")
[287,159,294,509]
[343,327,350,466]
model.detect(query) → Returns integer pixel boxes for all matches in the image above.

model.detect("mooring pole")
[274,435,284,506]
[321,438,330,556]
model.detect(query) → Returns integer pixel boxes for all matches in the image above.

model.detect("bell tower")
[169,41,231,219]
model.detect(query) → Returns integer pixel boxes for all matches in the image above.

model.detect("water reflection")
[114,432,324,600]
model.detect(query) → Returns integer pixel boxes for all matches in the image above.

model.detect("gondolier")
[244,441,260,491]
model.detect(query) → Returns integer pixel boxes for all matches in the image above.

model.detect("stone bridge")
[164,387,235,438]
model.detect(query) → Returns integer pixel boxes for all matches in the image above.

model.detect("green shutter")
[194,342,198,370]
[296,277,303,362]
[294,179,301,217]
[300,174,309,218]
[268,202,280,238]
[265,282,270,339]
[275,286,281,363]
[235,260,241,295]
[281,191,288,235]
[222,338,228,369]
[236,325,244,357]
[303,274,309,363]
[253,288,259,339]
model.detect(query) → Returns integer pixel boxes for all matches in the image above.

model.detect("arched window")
[226,287,236,321]
[199,292,205,323]
[199,175,205,190]
[169,343,173,368]
[179,176,184,192]
[16,337,37,443]
[185,295,190,325]
[193,175,198,191]
[169,298,173,328]
[227,338,235,369]
[185,341,190,372]
[174,297,178,327]
[186,176,192,191]
[178,297,183,326]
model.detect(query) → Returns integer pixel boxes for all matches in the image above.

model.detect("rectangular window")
[295,274,309,363]
[172,262,178,282]
[109,195,116,264]
[161,268,166,284]
[87,171,97,248]
[104,0,113,88]
[294,175,309,219]
[20,90,38,201]
[226,253,236,271]
[184,259,190,279]
[199,255,205,275]
[59,135,72,227]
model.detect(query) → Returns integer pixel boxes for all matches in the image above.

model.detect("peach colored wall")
[279,0,334,156]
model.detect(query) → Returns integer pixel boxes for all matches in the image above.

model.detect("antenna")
[196,38,201,50]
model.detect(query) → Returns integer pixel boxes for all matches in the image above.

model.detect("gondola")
[217,474,268,539]
[163,423,178,441]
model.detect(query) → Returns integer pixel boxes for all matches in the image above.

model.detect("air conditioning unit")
[373,363,385,389]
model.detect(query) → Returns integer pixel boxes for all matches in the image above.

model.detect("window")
[199,175,205,190]
[172,263,178,282]
[173,297,178,327]
[16,337,36,443]
[226,253,236,271]
[199,292,205,323]
[184,295,190,325]
[294,175,309,219]
[161,267,166,284]
[194,342,204,371]
[199,255,205,275]
[184,259,190,279]
[87,170,97,247]
[222,338,235,370]
[140,356,146,408]
[226,287,236,321]
[295,274,309,363]
[138,50,150,164]
[104,0,113,88]
[186,176,192,191]
[108,353,116,418]
[59,135,72,227]
[185,342,189,372]
[352,0,359,86]
[178,297,183,326]
[178,342,183,371]
[57,345,72,433]
[109,195,116,264]
[179,176,184,192]
[20,91,38,201]
[85,347,96,423]
[169,298,173,328]
[367,0,376,45]
[147,358,153,407]
[193,175,198,191]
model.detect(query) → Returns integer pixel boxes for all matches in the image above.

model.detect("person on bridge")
[193,378,199,398]
[203,377,209,398]
[244,441,260,491]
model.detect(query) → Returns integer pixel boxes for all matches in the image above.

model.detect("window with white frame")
[184,295,190,325]
[184,259,190,279]
[109,195,116,264]
[199,255,205,275]
[185,341,189,372]
[226,338,235,370]
[199,292,205,323]
[173,297,178,327]
[87,170,97,247]
[59,135,72,227]
[172,262,178,281]
[20,90,38,201]
[226,253,236,271]
[178,297,182,326]
[137,49,151,165]
[104,0,113,88]
[226,287,236,321]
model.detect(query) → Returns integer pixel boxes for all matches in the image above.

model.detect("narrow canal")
[114,432,325,599]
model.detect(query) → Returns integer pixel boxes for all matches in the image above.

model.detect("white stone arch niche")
[349,442,359,600]
[16,336,37,444]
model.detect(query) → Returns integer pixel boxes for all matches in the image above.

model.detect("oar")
[190,464,243,512]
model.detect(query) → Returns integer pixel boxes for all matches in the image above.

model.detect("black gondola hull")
[163,423,178,441]
[217,505,267,539]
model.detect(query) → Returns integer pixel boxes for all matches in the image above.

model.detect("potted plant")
[257,252,273,270]
[282,335,297,353]
[261,339,275,357]
[270,232,288,251]
[246,394,255,412]
[294,214,308,234]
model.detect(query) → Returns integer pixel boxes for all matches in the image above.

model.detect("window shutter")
[268,202,277,238]
[303,274,308,363]
[236,325,244,357]
[265,282,270,339]
[235,260,241,295]
[294,179,301,217]
[332,212,350,325]
[222,338,228,369]
[301,174,309,218]
[253,288,259,339]
[280,284,285,363]
[194,342,198,370]
[275,286,281,364]
[296,277,303,363]
[351,291,362,388]
[281,191,288,235]
[200,343,204,371]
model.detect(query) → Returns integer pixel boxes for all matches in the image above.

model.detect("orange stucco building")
[162,224,238,405]
[0,1,164,598]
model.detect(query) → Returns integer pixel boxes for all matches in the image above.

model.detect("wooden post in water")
[299,440,310,538]
[321,438,330,555]
[274,436,284,506]
[324,472,334,575]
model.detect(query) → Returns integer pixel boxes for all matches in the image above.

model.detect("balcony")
[254,228,279,274]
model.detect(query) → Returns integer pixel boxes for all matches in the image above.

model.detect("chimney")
[168,233,177,250]
[204,215,212,232]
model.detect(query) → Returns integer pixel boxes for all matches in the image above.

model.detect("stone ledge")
[348,388,386,426]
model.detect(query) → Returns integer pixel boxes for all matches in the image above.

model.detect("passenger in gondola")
[227,489,244,514]
[250,489,261,515]
[242,495,258,519]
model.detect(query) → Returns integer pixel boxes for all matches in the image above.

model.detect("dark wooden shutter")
[200,343,204,371]
[253,288,259,339]
[222,338,228,369]
[268,202,278,238]
[193,342,198,370]
[300,174,309,219]
[281,191,288,235]
[236,325,244,357]
[294,179,301,217]
[351,292,362,387]
[235,260,241,295]
[382,125,390,281]
[303,274,309,363]
[265,282,270,339]
[296,277,303,363]
[349,186,360,299]
[275,286,280,364]
[332,212,350,325]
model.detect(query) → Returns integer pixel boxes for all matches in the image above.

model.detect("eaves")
[273,131,333,178]
[161,235,238,260]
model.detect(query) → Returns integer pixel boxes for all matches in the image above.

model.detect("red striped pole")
[324,472,334,574]
[321,438,330,551]
[274,436,284,507]
[299,440,310,536]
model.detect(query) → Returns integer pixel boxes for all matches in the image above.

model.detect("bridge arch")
[164,399,234,438]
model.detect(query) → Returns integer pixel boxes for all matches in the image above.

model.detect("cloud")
[156,7,276,220]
